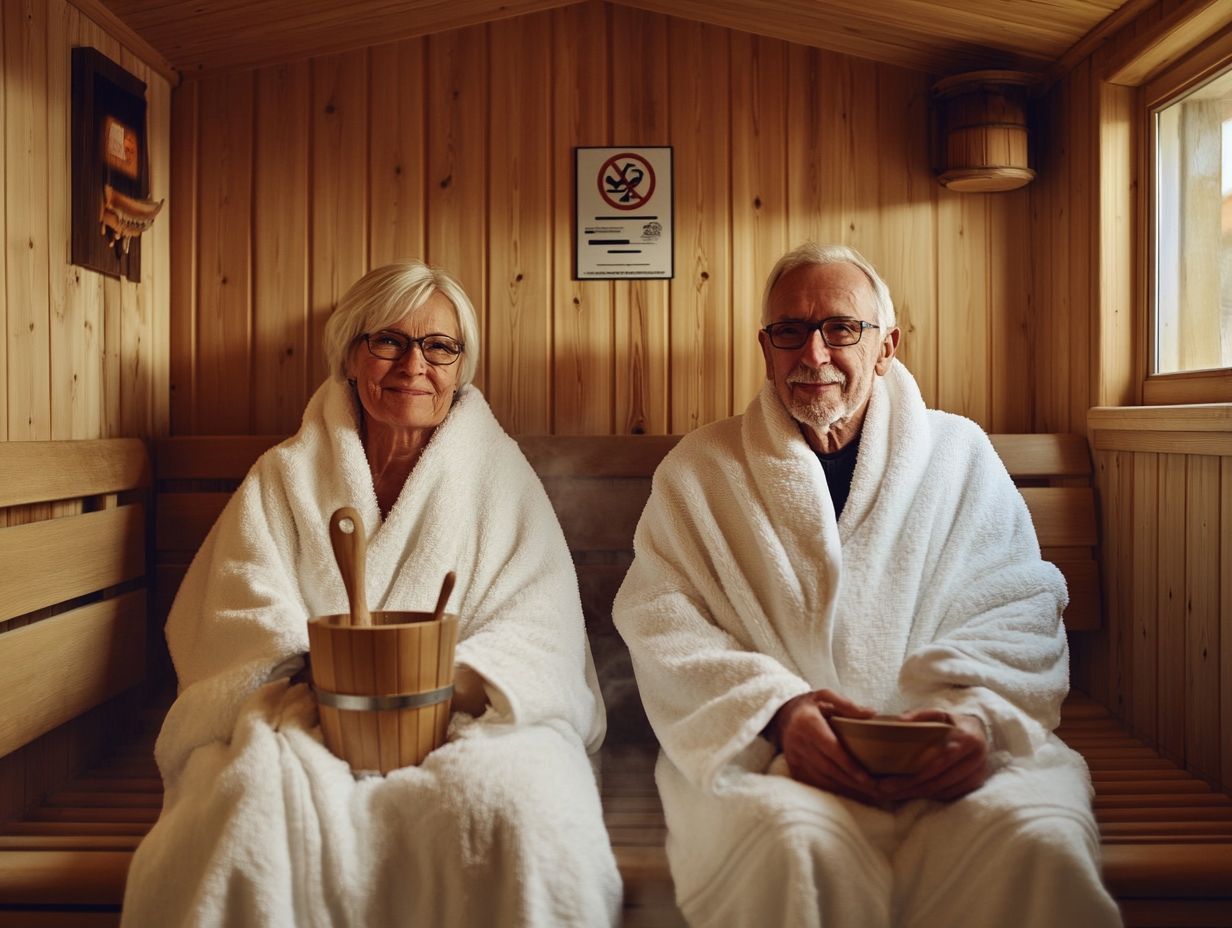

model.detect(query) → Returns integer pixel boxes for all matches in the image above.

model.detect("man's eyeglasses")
[363,331,464,366]
[762,318,880,350]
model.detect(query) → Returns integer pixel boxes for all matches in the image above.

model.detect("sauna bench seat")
[1,693,1230,928]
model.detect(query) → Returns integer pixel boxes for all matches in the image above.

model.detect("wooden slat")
[155,493,228,554]
[550,3,613,435]
[0,506,145,624]
[668,18,730,434]
[1049,556,1101,631]
[252,60,311,435]
[0,850,130,905]
[1105,0,1232,86]
[1019,487,1098,546]
[610,4,669,436]
[195,70,254,434]
[0,440,147,508]
[516,435,679,478]
[988,433,1091,478]
[154,434,282,479]
[541,478,652,553]
[1185,455,1221,782]
[0,591,145,757]
[1158,454,1188,764]
[309,49,368,392]
[426,27,487,392]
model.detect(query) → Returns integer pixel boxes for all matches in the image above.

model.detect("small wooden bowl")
[829,717,953,776]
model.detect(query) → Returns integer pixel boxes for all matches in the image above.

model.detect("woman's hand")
[876,710,989,802]
[768,689,881,804]
[451,665,489,717]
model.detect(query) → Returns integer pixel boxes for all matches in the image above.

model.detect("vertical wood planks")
[1222,457,1231,791]
[146,64,171,438]
[310,51,368,393]
[426,28,487,391]
[5,0,50,442]
[937,192,990,427]
[785,44,823,248]
[196,71,253,433]
[488,12,552,433]
[1184,455,1220,781]
[169,80,199,435]
[120,49,152,438]
[987,190,1033,433]
[667,19,730,433]
[253,62,310,433]
[1130,452,1158,745]
[1068,58,1093,435]
[610,5,669,435]
[551,2,613,434]
[1157,453,1187,765]
[730,32,786,414]
[369,39,426,269]
[875,66,937,408]
[163,9,1096,440]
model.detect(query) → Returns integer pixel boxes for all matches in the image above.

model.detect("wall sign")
[575,146,673,279]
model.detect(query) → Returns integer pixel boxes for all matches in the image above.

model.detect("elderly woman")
[122,263,621,927]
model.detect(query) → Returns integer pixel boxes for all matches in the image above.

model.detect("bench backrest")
[0,439,150,819]
[152,432,1100,739]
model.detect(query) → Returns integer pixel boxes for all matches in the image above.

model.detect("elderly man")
[613,243,1121,928]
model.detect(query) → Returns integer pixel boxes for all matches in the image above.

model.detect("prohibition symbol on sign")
[598,152,656,211]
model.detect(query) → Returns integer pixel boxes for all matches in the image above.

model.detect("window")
[1153,65,1232,377]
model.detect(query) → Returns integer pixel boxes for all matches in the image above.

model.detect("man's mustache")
[787,366,847,386]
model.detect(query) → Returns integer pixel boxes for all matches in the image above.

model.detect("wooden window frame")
[1136,26,1232,404]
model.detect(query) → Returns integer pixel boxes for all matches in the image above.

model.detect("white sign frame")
[574,146,673,280]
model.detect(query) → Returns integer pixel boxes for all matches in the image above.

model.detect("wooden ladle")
[329,506,371,626]
[432,571,456,622]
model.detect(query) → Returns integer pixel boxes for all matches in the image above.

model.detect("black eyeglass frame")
[361,331,465,366]
[762,318,880,350]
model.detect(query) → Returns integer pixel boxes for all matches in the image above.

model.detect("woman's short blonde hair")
[322,262,481,386]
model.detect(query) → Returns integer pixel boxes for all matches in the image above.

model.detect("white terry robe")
[612,361,1121,928]
[121,379,621,928]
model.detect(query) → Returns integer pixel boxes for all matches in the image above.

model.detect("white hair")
[760,243,896,330]
[322,262,480,386]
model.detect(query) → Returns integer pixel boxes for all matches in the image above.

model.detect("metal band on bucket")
[314,683,455,712]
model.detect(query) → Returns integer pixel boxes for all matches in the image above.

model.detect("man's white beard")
[785,365,854,432]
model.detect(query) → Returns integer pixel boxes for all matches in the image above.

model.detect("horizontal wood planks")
[171,3,1046,438]
[0,506,145,624]
[0,592,146,757]
[1088,407,1232,795]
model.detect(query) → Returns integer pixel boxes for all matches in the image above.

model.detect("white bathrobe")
[122,380,621,928]
[613,361,1121,928]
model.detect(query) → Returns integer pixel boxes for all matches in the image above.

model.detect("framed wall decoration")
[574,146,673,280]
[71,46,162,282]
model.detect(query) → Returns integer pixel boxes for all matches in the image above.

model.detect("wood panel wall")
[1085,409,1232,795]
[0,0,171,445]
[169,0,1044,437]
[0,0,170,822]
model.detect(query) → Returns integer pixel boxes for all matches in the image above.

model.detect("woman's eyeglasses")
[363,331,464,366]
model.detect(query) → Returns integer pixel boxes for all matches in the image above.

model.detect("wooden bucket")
[307,610,458,774]
[933,70,1036,192]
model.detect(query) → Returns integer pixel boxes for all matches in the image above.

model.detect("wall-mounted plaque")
[574,146,673,280]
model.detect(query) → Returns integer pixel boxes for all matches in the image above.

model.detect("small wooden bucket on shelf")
[308,610,458,774]
[932,70,1036,192]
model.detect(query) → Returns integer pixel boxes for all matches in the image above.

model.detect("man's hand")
[877,710,989,802]
[768,689,880,804]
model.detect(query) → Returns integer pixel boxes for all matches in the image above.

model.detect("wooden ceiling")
[97,0,1141,78]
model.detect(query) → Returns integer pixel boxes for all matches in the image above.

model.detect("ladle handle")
[432,571,456,622]
[329,507,371,627]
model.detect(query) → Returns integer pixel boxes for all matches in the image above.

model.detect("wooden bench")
[2,433,1230,927]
